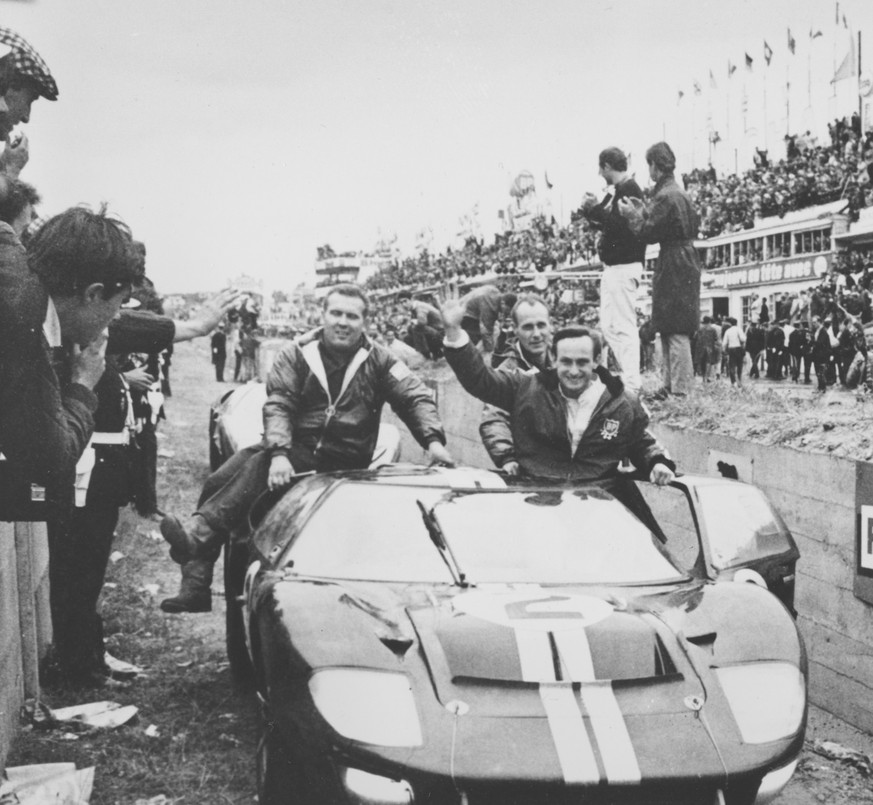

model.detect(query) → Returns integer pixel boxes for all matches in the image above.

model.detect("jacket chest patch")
[600,419,620,440]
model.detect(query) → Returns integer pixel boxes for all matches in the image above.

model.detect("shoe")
[160,558,214,613]
[161,514,213,564]
[103,652,143,681]
[647,388,670,401]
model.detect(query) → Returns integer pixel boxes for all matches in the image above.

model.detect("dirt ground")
[7,342,873,804]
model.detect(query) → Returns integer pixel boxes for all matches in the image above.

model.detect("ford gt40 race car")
[233,466,805,805]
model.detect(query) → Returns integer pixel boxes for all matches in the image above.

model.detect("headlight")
[309,669,423,747]
[715,662,805,744]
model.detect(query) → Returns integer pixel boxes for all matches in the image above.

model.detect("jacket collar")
[653,174,676,193]
[510,339,552,371]
[300,336,372,404]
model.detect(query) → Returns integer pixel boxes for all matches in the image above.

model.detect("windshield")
[288,484,684,584]
[694,484,793,569]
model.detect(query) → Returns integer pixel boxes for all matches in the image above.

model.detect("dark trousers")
[47,502,120,677]
[133,423,158,516]
[748,350,763,378]
[815,360,829,391]
[461,316,483,346]
[196,444,319,558]
[214,357,226,382]
[411,323,444,359]
[727,347,744,384]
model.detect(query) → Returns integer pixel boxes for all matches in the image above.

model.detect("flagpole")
[857,30,864,123]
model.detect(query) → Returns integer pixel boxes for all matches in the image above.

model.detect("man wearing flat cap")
[618,142,701,397]
[0,27,59,179]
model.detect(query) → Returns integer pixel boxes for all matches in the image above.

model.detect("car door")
[631,475,799,612]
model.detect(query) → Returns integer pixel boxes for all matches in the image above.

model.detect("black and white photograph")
[1,1,873,803]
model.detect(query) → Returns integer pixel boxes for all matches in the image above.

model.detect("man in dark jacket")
[397,290,444,359]
[0,200,140,514]
[618,142,701,396]
[765,321,786,379]
[160,284,453,612]
[745,321,766,378]
[811,316,833,391]
[441,293,675,484]
[479,294,553,474]
[459,284,517,352]
[211,323,227,381]
[787,322,806,382]
[580,146,646,394]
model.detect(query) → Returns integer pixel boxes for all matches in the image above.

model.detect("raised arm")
[439,288,523,411]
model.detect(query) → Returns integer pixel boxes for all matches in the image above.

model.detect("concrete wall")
[0,521,52,770]
[651,425,873,734]
[390,373,873,733]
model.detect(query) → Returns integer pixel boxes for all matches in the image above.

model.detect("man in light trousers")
[580,147,646,394]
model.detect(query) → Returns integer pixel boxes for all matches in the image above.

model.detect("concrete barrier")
[389,372,873,733]
[0,521,52,769]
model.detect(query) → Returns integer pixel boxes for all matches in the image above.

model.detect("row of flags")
[679,14,855,103]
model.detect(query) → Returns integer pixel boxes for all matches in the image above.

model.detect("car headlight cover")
[309,669,423,747]
[715,662,805,744]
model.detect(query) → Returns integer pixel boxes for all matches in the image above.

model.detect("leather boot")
[160,558,214,613]
[161,513,215,564]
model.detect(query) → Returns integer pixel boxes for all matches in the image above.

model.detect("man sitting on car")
[440,289,676,485]
[160,284,454,613]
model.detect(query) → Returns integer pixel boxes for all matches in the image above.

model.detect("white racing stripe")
[580,681,642,784]
[515,629,600,784]
[539,683,600,784]
[515,626,641,786]
[553,629,596,682]
[515,629,556,682]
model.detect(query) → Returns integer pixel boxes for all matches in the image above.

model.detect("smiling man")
[160,284,453,613]
[441,291,674,484]
[480,294,553,475]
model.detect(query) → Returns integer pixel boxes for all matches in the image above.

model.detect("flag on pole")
[810,28,823,40]
[788,28,796,54]
[764,41,773,66]
[745,53,753,71]
[832,26,856,82]
[728,60,737,77]
[544,171,553,190]
[709,69,717,89]
[678,89,685,103]
[693,80,702,96]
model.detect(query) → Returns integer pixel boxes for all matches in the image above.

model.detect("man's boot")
[161,513,215,564]
[160,558,214,613]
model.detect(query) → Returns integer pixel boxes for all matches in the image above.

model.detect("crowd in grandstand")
[686,117,873,240]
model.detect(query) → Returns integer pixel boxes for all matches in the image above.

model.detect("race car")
[234,465,805,805]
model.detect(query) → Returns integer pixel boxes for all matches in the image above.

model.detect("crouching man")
[160,284,453,613]
[440,289,675,485]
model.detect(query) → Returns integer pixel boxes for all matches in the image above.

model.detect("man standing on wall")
[579,147,646,394]
[619,142,701,397]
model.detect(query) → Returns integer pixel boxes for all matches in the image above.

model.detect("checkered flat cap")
[0,28,57,100]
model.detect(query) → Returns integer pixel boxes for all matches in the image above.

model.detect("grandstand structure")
[692,200,859,323]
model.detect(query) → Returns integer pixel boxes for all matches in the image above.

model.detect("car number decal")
[454,589,640,786]
[453,589,613,632]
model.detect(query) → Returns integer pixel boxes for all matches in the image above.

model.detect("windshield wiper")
[416,497,469,587]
